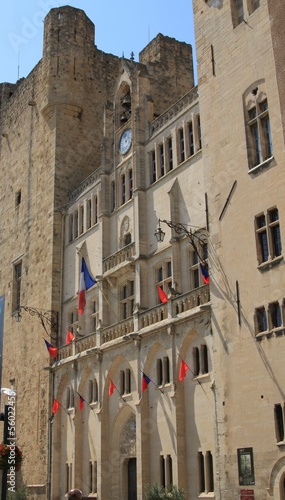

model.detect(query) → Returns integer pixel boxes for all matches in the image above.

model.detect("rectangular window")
[13,262,22,311]
[231,0,244,26]
[66,463,72,493]
[189,248,208,290]
[90,299,98,333]
[93,195,98,224]
[163,357,170,384]
[274,404,285,442]
[157,358,163,386]
[178,128,185,163]
[198,452,205,493]
[89,461,93,493]
[188,121,194,156]
[167,261,172,278]
[193,347,200,376]
[201,345,209,374]
[151,150,156,183]
[89,380,94,404]
[129,169,133,199]
[89,460,97,493]
[157,262,172,303]
[125,368,131,394]
[159,143,165,177]
[166,455,173,486]
[189,250,200,289]
[86,199,92,229]
[197,114,202,150]
[205,451,214,492]
[69,214,74,242]
[255,306,268,334]
[256,214,268,262]
[74,210,78,239]
[120,370,125,395]
[167,137,173,171]
[269,302,282,329]
[255,208,282,264]
[121,281,134,320]
[160,455,166,488]
[79,205,84,235]
[248,99,272,168]
[111,182,115,212]
[122,174,126,204]
[269,208,282,258]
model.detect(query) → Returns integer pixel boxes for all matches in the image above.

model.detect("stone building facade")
[0,1,285,499]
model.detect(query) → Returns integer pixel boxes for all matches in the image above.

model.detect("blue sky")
[0,0,196,84]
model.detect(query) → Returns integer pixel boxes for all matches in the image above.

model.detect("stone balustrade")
[57,285,210,361]
[103,242,135,273]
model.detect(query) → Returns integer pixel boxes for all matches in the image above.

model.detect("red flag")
[44,340,59,359]
[157,285,168,303]
[79,395,84,411]
[66,330,75,345]
[52,399,60,414]
[78,258,97,315]
[109,380,116,396]
[200,263,210,284]
[142,372,151,392]
[179,359,189,381]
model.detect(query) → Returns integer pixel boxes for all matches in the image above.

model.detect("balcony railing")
[58,332,98,361]
[57,285,210,361]
[103,242,135,273]
[101,318,134,344]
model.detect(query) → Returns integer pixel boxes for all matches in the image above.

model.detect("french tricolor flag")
[200,263,210,284]
[78,258,97,315]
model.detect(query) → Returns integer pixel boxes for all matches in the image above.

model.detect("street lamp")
[155,219,208,265]
[13,306,58,340]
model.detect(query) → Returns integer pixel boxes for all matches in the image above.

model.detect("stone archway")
[268,456,285,499]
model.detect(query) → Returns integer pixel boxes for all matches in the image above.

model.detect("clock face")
[119,128,132,155]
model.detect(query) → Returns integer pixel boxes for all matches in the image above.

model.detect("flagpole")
[108,376,125,402]
[139,369,164,394]
[178,355,213,408]
[76,391,94,410]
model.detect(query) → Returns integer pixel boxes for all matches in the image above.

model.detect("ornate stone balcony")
[57,285,210,361]
[140,286,210,329]
[57,332,98,361]
[101,318,134,344]
[103,242,135,274]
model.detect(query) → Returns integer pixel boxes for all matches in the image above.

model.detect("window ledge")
[120,392,132,402]
[276,441,285,450]
[256,327,285,341]
[194,372,211,382]
[198,493,215,498]
[248,156,274,174]
[257,255,283,272]
[256,331,270,340]
[89,401,99,410]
